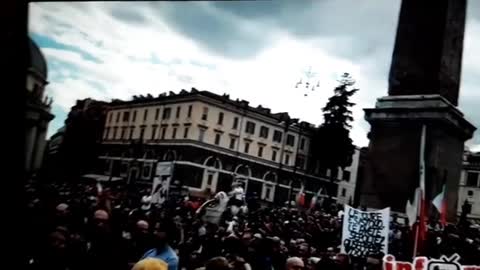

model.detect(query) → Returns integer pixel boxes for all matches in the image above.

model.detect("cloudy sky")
[29,1,480,151]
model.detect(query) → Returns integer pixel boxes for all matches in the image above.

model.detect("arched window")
[234,164,251,178]
[204,156,222,170]
[143,150,155,160]
[201,156,223,193]
[163,150,177,161]
[155,150,163,161]
[233,164,252,193]
[262,171,277,202]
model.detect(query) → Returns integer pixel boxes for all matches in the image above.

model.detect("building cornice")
[105,89,317,134]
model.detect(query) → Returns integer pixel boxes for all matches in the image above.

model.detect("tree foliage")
[313,73,359,172]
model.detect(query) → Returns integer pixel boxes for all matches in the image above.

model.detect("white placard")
[150,162,174,205]
[151,176,170,205]
[341,205,390,257]
[156,162,173,176]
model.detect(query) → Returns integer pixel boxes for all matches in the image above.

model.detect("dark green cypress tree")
[314,73,358,197]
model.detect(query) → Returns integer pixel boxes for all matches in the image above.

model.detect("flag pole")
[412,192,420,257]
[413,224,419,258]
[413,124,427,258]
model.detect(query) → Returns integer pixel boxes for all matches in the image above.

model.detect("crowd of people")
[24,179,480,270]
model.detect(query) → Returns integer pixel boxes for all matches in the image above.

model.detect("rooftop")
[109,88,317,129]
[28,37,48,80]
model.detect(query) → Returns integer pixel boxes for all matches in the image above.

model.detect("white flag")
[405,125,427,228]
[197,191,229,224]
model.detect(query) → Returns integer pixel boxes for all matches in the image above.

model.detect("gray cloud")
[468,0,480,22]
[210,1,401,61]
[459,70,480,145]
[108,5,148,25]
[135,2,275,59]
[35,1,480,146]
[461,96,480,131]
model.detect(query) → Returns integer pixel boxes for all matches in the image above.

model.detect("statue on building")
[25,36,55,177]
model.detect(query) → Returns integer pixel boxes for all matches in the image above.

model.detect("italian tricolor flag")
[432,184,447,226]
[296,185,305,207]
[310,188,323,209]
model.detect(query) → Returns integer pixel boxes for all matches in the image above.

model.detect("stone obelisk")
[359,0,476,221]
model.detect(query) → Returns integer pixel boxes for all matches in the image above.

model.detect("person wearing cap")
[141,220,179,270]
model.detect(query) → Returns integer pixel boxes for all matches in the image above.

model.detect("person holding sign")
[341,205,390,259]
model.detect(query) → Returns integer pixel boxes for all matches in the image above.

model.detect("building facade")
[336,147,361,205]
[457,151,480,219]
[95,89,360,204]
[26,37,54,175]
[44,98,109,182]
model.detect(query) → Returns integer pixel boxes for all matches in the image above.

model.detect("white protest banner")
[197,191,229,224]
[341,205,390,257]
[151,162,173,205]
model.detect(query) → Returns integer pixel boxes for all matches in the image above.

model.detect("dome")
[28,37,48,80]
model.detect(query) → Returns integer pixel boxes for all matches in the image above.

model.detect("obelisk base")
[359,95,475,221]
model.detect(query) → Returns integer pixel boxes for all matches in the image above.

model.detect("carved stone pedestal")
[359,95,475,221]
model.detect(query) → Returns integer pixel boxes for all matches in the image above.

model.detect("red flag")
[296,185,305,207]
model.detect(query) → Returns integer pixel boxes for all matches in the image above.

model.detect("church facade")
[25,37,54,176]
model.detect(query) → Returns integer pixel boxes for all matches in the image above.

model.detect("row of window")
[105,125,297,166]
[200,128,293,165]
[245,121,303,148]
[108,105,194,124]
[104,124,350,179]
[104,125,191,141]
[104,130,351,182]
[108,106,307,150]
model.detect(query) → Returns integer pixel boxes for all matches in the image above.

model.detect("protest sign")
[151,162,173,205]
[341,205,390,257]
[156,162,173,176]
[382,254,479,270]
[197,191,229,224]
